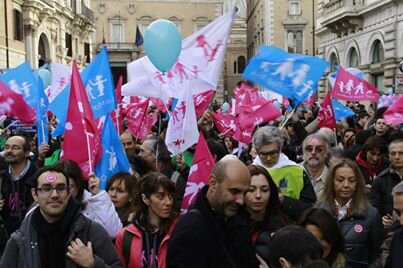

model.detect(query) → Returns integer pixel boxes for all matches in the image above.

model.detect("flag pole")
[280,108,295,130]
[41,120,46,145]
[85,130,93,174]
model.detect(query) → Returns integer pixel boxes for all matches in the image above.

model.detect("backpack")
[122,230,134,266]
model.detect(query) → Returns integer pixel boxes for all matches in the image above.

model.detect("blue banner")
[331,98,355,121]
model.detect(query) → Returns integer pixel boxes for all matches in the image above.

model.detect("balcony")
[97,43,140,52]
[320,0,364,37]
[81,2,94,22]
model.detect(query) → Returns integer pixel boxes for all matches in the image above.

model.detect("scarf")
[355,151,381,180]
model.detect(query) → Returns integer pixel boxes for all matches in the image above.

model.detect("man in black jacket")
[167,155,258,268]
[0,165,122,267]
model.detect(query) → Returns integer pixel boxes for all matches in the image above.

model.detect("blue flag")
[135,26,144,47]
[243,46,329,105]
[0,61,39,108]
[331,98,355,121]
[49,47,116,137]
[35,76,49,145]
[95,114,132,190]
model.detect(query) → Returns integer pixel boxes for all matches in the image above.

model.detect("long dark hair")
[135,172,177,234]
[52,160,85,201]
[298,208,345,266]
[247,165,288,232]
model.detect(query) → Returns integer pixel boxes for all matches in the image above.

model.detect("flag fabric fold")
[331,98,355,121]
[95,114,132,190]
[0,80,36,124]
[165,82,199,155]
[384,95,403,125]
[318,92,336,129]
[181,132,214,214]
[135,26,144,47]
[61,61,102,179]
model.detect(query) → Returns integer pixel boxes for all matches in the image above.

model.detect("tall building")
[316,0,403,96]
[0,0,95,70]
[91,0,247,102]
[246,0,317,58]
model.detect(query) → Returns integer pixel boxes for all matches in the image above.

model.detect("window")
[372,40,384,64]
[372,74,384,94]
[287,31,303,53]
[84,43,90,63]
[13,9,23,41]
[349,48,359,67]
[330,53,338,72]
[237,56,246,73]
[289,2,301,15]
[112,24,122,43]
[65,33,72,57]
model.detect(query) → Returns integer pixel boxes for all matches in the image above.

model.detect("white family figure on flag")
[321,105,333,119]
[255,117,263,126]
[355,82,364,95]
[128,107,143,119]
[345,79,354,95]
[242,130,252,138]
[8,80,31,97]
[297,80,314,97]
[272,58,295,80]
[290,64,310,88]
[105,147,117,171]
[184,178,205,205]
[194,94,207,106]
[87,75,107,98]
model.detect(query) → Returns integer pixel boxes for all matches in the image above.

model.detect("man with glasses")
[0,165,121,267]
[0,135,38,237]
[371,137,403,227]
[252,126,316,220]
[300,133,330,198]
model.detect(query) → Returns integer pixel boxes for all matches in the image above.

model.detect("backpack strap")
[122,230,134,266]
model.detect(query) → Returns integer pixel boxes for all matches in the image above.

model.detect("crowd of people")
[0,99,402,268]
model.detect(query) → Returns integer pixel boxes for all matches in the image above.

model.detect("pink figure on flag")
[154,72,166,83]
[181,132,214,214]
[171,101,186,124]
[174,62,188,83]
[191,65,199,78]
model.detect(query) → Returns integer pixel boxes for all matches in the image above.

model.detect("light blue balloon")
[37,68,51,88]
[144,19,182,72]
[221,102,230,112]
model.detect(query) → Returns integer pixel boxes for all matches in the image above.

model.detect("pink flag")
[125,100,150,140]
[61,61,102,179]
[238,100,281,128]
[123,9,236,99]
[111,75,123,134]
[318,92,336,129]
[0,80,36,124]
[233,124,255,144]
[181,132,214,214]
[384,96,403,125]
[211,112,238,136]
[235,83,267,115]
[332,67,379,102]
[137,109,158,141]
[165,85,199,155]
[194,90,214,119]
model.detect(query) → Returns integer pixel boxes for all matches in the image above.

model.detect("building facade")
[91,0,247,102]
[246,0,317,58]
[0,0,95,70]
[316,0,403,96]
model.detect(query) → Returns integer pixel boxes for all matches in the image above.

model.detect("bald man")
[119,132,137,159]
[167,155,258,268]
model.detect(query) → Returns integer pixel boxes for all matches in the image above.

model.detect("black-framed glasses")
[258,150,279,159]
[37,184,69,196]
[304,146,325,154]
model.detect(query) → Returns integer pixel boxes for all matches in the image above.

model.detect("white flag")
[165,82,199,155]
[47,62,72,103]
[123,9,236,98]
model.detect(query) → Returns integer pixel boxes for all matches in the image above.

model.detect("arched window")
[329,53,338,72]
[349,48,359,67]
[372,40,384,64]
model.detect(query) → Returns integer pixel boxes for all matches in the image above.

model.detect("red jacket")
[115,221,176,268]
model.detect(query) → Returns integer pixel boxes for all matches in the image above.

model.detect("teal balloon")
[221,102,230,112]
[38,68,51,88]
[144,19,182,72]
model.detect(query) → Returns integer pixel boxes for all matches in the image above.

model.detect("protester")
[120,131,137,160]
[0,165,122,267]
[370,138,403,221]
[115,172,177,268]
[53,160,122,238]
[317,159,383,266]
[107,171,137,226]
[167,155,258,268]
[224,135,239,155]
[0,135,38,236]
[355,136,388,192]
[245,165,288,265]
[298,208,346,268]
[266,225,325,268]
[301,133,331,198]
[252,126,316,220]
